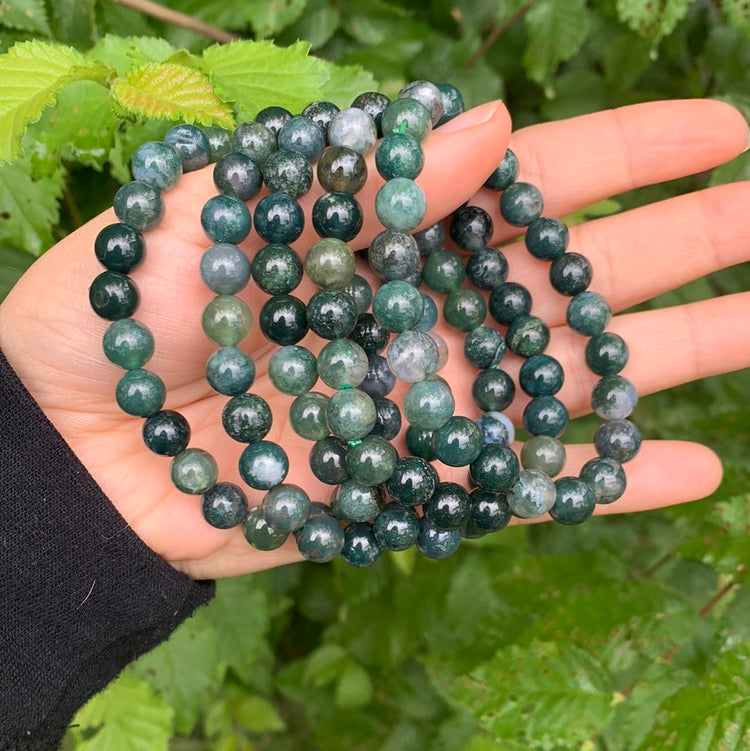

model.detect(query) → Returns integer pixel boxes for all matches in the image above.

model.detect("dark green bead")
[372,396,401,441]
[585,332,629,376]
[368,230,420,282]
[279,116,326,161]
[449,205,493,252]
[373,280,423,333]
[295,515,345,562]
[472,369,515,411]
[346,434,398,485]
[344,274,373,315]
[303,100,340,137]
[305,237,356,290]
[381,98,432,141]
[375,131,424,180]
[94,223,144,273]
[290,392,330,441]
[170,448,218,494]
[484,148,518,191]
[115,368,165,416]
[435,82,464,125]
[202,482,248,529]
[470,444,519,492]
[468,488,512,532]
[222,393,272,443]
[317,146,367,193]
[317,338,369,389]
[351,91,390,136]
[263,149,313,197]
[375,177,426,232]
[507,315,550,357]
[421,250,465,294]
[307,289,358,340]
[202,295,253,346]
[326,388,376,441]
[200,243,251,294]
[239,440,289,490]
[550,252,593,296]
[203,125,232,162]
[259,294,307,345]
[309,501,332,518]
[443,289,487,332]
[256,105,292,137]
[464,326,506,369]
[90,271,139,320]
[591,375,638,420]
[164,123,209,171]
[243,506,288,551]
[103,318,153,369]
[386,330,439,382]
[413,221,446,256]
[373,503,420,551]
[342,523,383,567]
[520,435,566,477]
[262,483,310,532]
[331,480,384,523]
[579,456,626,504]
[254,193,304,244]
[417,517,461,559]
[523,395,569,438]
[405,426,435,460]
[507,469,557,518]
[433,416,483,467]
[232,121,276,165]
[475,411,515,445]
[549,477,596,525]
[519,354,564,396]
[201,195,252,244]
[525,217,569,261]
[566,291,611,336]
[310,436,350,485]
[312,192,363,241]
[359,354,396,398]
[466,247,508,290]
[386,456,438,507]
[142,410,190,456]
[423,482,469,530]
[500,182,543,226]
[403,378,454,431]
[206,346,255,396]
[251,244,303,295]
[113,180,163,231]
[268,345,318,396]
[416,293,438,331]
[213,152,263,200]
[398,80,443,126]
[489,282,531,325]
[350,313,390,356]
[594,419,641,463]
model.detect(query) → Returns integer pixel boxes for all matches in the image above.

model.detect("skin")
[0,98,747,580]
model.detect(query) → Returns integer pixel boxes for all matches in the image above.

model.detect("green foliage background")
[1,0,749,748]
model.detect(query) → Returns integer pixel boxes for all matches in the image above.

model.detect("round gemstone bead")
[346,434,398,486]
[468,489,512,532]
[403,378,454,431]
[263,149,313,197]
[375,131,424,180]
[524,217,569,260]
[566,291,612,336]
[305,237,356,290]
[344,274,373,315]
[421,250,465,294]
[591,375,638,420]
[368,230,420,282]
[239,441,288,490]
[203,126,232,162]
[268,345,318,396]
[585,332,629,376]
[331,480,384,523]
[103,318,154,369]
[413,221,446,256]
[416,293,438,332]
[200,243,251,295]
[256,106,292,137]
[470,444,519,491]
[253,193,304,244]
[371,396,402,441]
[507,469,557,518]
[278,115,326,161]
[579,456,626,504]
[296,516,345,562]
[289,392,330,441]
[594,419,642,463]
[232,121,276,165]
[433,416,483,467]
[520,435,566,477]
[351,91,390,135]
[550,252,593,296]
[449,205,493,252]
[142,410,190,456]
[94,223,144,273]
[423,482,470,530]
[317,338,369,389]
[222,393,272,443]
[303,100,340,135]
[213,152,263,200]
[381,98,432,141]
[206,346,255,396]
[113,181,163,232]
[310,436,350,485]
[312,192,363,242]
[386,330,439,382]
[466,247,508,290]
[115,368,165,416]
[417,517,462,559]
[307,289,358,340]
[359,354,396,398]
[435,82,464,125]
[375,177,426,231]
[500,182,544,226]
[507,315,550,357]
[258,294,307,346]
[326,388,377,441]
[328,107,378,154]
[170,448,218,495]
[550,477,596,525]
[131,141,182,191]
[485,148,519,191]
[386,456,437,507]
[317,146,367,193]
[476,411,515,445]
[164,123,209,171]
[372,280,424,333]
[201,195,252,244]
[262,483,310,532]
[444,289,487,332]
[398,80,443,125]
[202,295,253,346]
[251,244,303,295]
[472,369,516,412]
[523,395,569,438]
[464,326,506,369]
[405,426,435,461]
[373,504,420,551]
[519,354,564,396]
[341,523,383,567]
[489,282,532,325]
[350,313,390,355]
[243,506,288,551]
[202,482,248,529]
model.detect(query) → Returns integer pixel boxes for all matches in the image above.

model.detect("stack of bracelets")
[89,80,641,567]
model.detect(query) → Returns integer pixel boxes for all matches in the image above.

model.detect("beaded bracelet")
[89,80,640,568]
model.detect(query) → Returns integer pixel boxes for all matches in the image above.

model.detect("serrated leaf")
[0,0,50,35]
[89,34,178,77]
[0,40,109,162]
[723,0,750,38]
[202,39,326,119]
[0,243,34,300]
[111,61,234,128]
[318,60,379,109]
[336,661,374,709]
[616,0,692,43]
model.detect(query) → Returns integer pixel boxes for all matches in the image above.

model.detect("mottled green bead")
[405,426,435,460]
[203,126,232,162]
[89,271,139,320]
[131,141,182,191]
[594,419,641,463]
[305,237,356,290]
[449,205,493,252]
[200,243,251,295]
[550,477,596,525]
[342,523,383,567]
[523,395,569,438]
[398,80,443,125]
[290,392,330,441]
[243,506,288,551]
[200,195,252,244]
[416,293,438,332]
[310,436,350,485]
[344,274,373,315]
[268,345,318,396]
[524,217,569,261]
[435,82,464,125]
[279,115,326,161]
[251,244,302,295]
[550,252,593,296]
[232,121,277,165]
[307,289,358,340]
[585,332,629,376]
[103,318,154,369]
[386,330,439,382]
[507,469,557,518]
[375,131,424,180]
[381,98,432,141]
[202,482,248,529]
[520,435,566,477]
[414,221,446,256]
[417,517,462,559]
[373,503,420,551]
[433,416,483,467]
[470,444,519,492]
[263,149,313,197]
[164,123,209,171]
[94,223,144,273]
[170,448,217,494]
[519,354,564,396]
[256,106,292,137]
[331,480,384,523]
[475,411,515,445]
[326,388,376,441]
[358,352,395,397]
[317,338,369,389]
[202,295,253,346]
[115,368,165,417]
[328,107,378,154]
[443,289,487,332]
[368,229,420,282]
[295,515,345,562]
[591,375,638,420]
[304,100,340,136]
[566,291,611,337]
[317,146,367,193]
[579,456,626,504]
[375,178,426,231]
[468,489,512,533]
[372,280,423,333]
[507,315,550,357]
[253,193,304,244]
[485,148,518,191]
[346,434,398,485]
[372,396,401,440]
[259,294,307,346]
[421,250,465,294]
[349,313,389,356]
[142,410,190,456]
[500,182,543,226]
[262,483,310,532]
[466,247,508,290]
[113,180,163,231]
[403,378,454,430]
[464,326,505,369]
[239,441,288,490]
[472,369,515,412]
[488,282,531,325]
[351,91,389,135]
[206,346,255,396]
[423,482,470,530]
[222,393,272,443]
[312,192,363,242]
[386,456,438,507]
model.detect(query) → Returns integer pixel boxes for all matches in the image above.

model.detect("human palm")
[0,98,747,580]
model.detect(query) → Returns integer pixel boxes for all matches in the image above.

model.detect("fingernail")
[436,100,503,134]
[744,119,750,153]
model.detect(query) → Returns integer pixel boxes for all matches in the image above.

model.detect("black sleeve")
[0,350,215,750]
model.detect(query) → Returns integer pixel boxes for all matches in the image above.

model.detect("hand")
[0,99,746,580]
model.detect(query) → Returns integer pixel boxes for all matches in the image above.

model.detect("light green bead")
[202,295,253,346]
[375,178,426,232]
[171,448,218,495]
[326,388,377,441]
[317,338,369,388]
[305,237,356,289]
[268,345,318,395]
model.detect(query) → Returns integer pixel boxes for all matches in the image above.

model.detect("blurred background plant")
[1,0,748,748]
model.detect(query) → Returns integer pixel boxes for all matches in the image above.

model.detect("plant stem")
[108,0,240,43]
[464,2,534,70]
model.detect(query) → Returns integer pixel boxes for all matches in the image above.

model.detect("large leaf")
[89,34,178,77]
[318,59,379,109]
[49,0,96,47]
[0,0,50,34]
[0,243,34,300]
[616,0,692,43]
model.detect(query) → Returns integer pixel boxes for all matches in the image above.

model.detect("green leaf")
[303,643,349,687]
[89,34,178,77]
[276,0,340,49]
[0,243,34,300]
[49,0,96,48]
[230,694,287,732]
[0,40,109,162]
[723,0,750,38]
[336,661,374,709]
[0,0,50,35]
[616,0,692,43]
[318,59,379,109]
[111,61,234,128]
[243,0,307,38]
[73,671,174,751]
[523,0,591,86]
[202,39,326,119]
